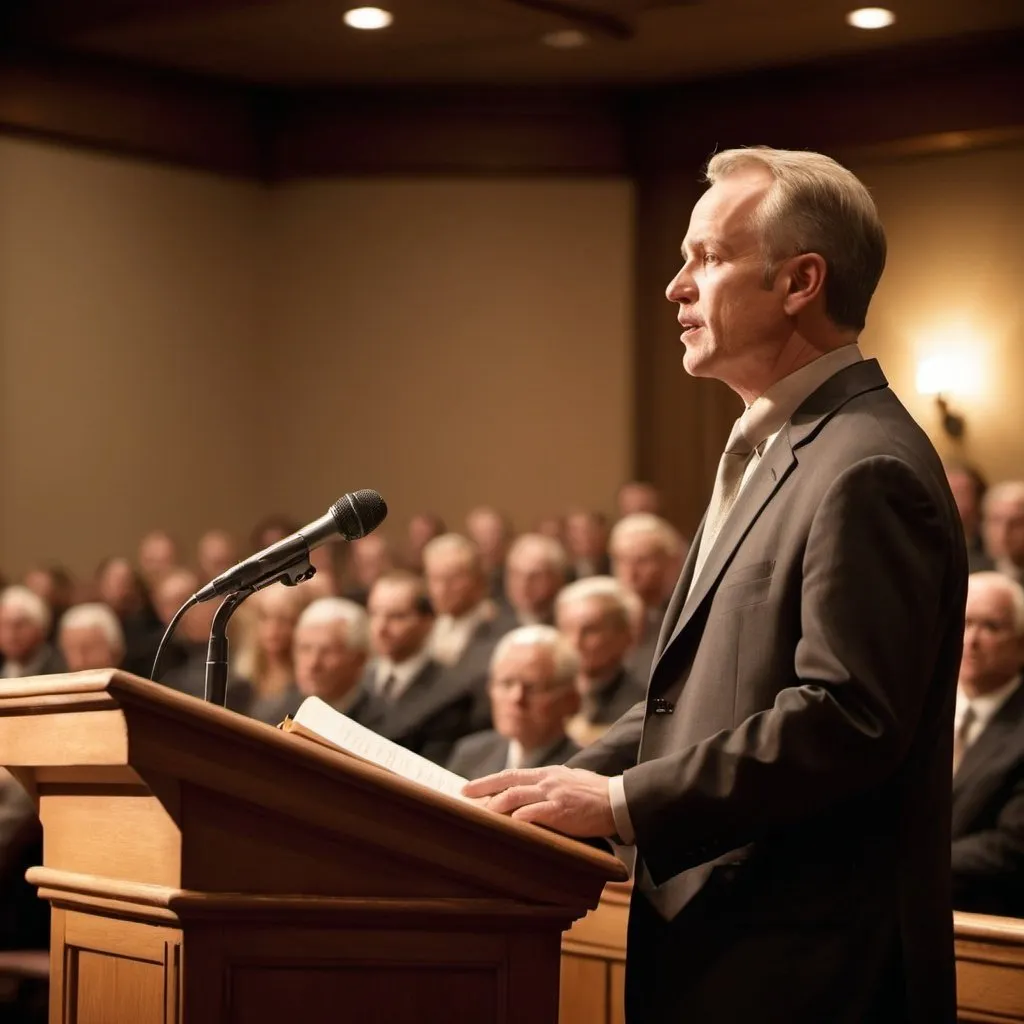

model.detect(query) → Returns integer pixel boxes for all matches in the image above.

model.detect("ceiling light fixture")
[343,7,393,30]
[541,29,589,49]
[845,7,896,30]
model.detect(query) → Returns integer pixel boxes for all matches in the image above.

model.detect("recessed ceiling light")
[343,7,393,30]
[541,29,589,49]
[845,7,896,30]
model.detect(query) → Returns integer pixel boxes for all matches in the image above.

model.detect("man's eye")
[703,253,719,265]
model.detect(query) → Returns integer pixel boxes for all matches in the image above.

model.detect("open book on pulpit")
[280,696,470,801]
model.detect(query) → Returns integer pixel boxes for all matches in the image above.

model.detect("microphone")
[193,489,387,603]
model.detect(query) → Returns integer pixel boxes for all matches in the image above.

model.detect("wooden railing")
[560,884,1024,1024]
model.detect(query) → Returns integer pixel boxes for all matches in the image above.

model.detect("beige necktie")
[952,704,976,776]
[691,417,756,582]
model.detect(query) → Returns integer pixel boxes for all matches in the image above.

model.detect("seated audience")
[503,533,569,627]
[404,512,446,573]
[232,583,310,724]
[423,533,513,731]
[358,571,472,765]
[616,480,662,518]
[951,571,1024,917]
[466,506,513,600]
[343,534,394,606]
[447,625,581,779]
[564,510,611,579]
[196,529,240,584]
[305,541,343,598]
[534,515,566,544]
[555,576,647,745]
[58,603,125,672]
[982,481,1024,585]
[0,769,47,951]
[136,529,180,591]
[292,597,372,717]
[0,586,65,679]
[609,513,687,680]
[946,462,993,574]
[22,565,75,642]
[95,556,162,677]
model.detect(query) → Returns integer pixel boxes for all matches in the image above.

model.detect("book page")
[291,696,470,802]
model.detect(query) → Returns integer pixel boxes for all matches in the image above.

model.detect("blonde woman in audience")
[232,583,312,724]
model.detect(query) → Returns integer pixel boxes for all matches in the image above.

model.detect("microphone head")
[330,489,388,540]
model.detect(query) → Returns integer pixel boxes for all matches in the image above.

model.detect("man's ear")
[781,253,827,316]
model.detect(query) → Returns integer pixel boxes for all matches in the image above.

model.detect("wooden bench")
[560,884,1024,1023]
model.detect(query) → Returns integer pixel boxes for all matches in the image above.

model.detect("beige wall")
[0,139,634,578]
[857,144,1024,483]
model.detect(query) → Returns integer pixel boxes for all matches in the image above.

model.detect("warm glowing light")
[343,7,393,30]
[542,29,589,49]
[915,354,983,397]
[845,7,896,29]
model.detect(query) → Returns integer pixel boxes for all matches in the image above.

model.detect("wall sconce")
[915,354,976,440]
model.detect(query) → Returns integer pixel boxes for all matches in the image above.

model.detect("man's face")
[293,620,365,701]
[368,580,433,663]
[960,578,1024,696]
[97,559,139,614]
[198,532,238,581]
[466,511,508,567]
[255,590,302,659]
[0,609,45,663]
[351,536,392,588]
[983,497,1024,566]
[946,471,980,535]
[612,533,671,607]
[557,597,632,680]
[665,169,790,393]
[565,514,607,560]
[505,549,562,617]
[138,532,178,581]
[61,626,120,672]
[425,552,482,617]
[488,644,579,750]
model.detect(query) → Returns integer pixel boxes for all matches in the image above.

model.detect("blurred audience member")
[305,541,343,598]
[58,603,125,672]
[293,597,371,715]
[946,462,993,574]
[136,529,180,590]
[616,480,662,519]
[424,534,513,730]
[448,625,580,779]
[556,576,647,746]
[344,534,394,606]
[565,510,611,579]
[197,529,239,583]
[23,565,75,642]
[358,571,472,764]
[0,586,65,679]
[504,533,569,627]
[982,481,1024,585]
[233,584,311,724]
[951,572,1024,917]
[250,514,300,553]
[609,513,687,680]
[0,769,47,951]
[535,515,566,543]
[466,506,514,600]
[405,512,446,573]
[95,556,162,677]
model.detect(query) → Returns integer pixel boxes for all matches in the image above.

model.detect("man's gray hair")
[0,585,51,633]
[706,146,886,332]
[968,572,1024,636]
[983,480,1024,515]
[491,624,580,689]
[609,513,685,559]
[556,575,639,631]
[296,597,370,654]
[60,603,126,655]
[422,533,483,574]
[506,533,570,576]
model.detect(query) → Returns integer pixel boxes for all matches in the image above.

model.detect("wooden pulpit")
[0,670,626,1024]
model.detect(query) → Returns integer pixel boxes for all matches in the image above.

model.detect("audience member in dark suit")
[58,603,125,673]
[448,625,581,779]
[95,556,163,678]
[0,586,66,679]
[292,596,373,719]
[608,514,687,681]
[466,506,513,601]
[23,565,75,644]
[951,571,1024,918]
[945,463,993,575]
[555,576,647,747]
[565,510,612,580]
[0,769,47,951]
[503,533,569,627]
[982,481,1024,586]
[424,533,514,732]
[356,571,473,765]
[469,147,968,1024]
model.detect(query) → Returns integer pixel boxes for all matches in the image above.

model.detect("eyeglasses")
[488,677,569,700]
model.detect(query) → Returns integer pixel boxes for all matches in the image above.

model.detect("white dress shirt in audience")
[954,673,1022,751]
[374,648,432,701]
[430,599,494,666]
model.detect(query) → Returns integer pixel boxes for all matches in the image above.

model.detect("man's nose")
[666,265,696,304]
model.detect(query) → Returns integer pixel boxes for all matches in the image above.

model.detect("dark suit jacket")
[570,360,967,1024]
[353,658,474,766]
[444,613,516,733]
[951,681,1024,917]
[447,730,580,779]
[625,602,669,683]
[584,666,648,725]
